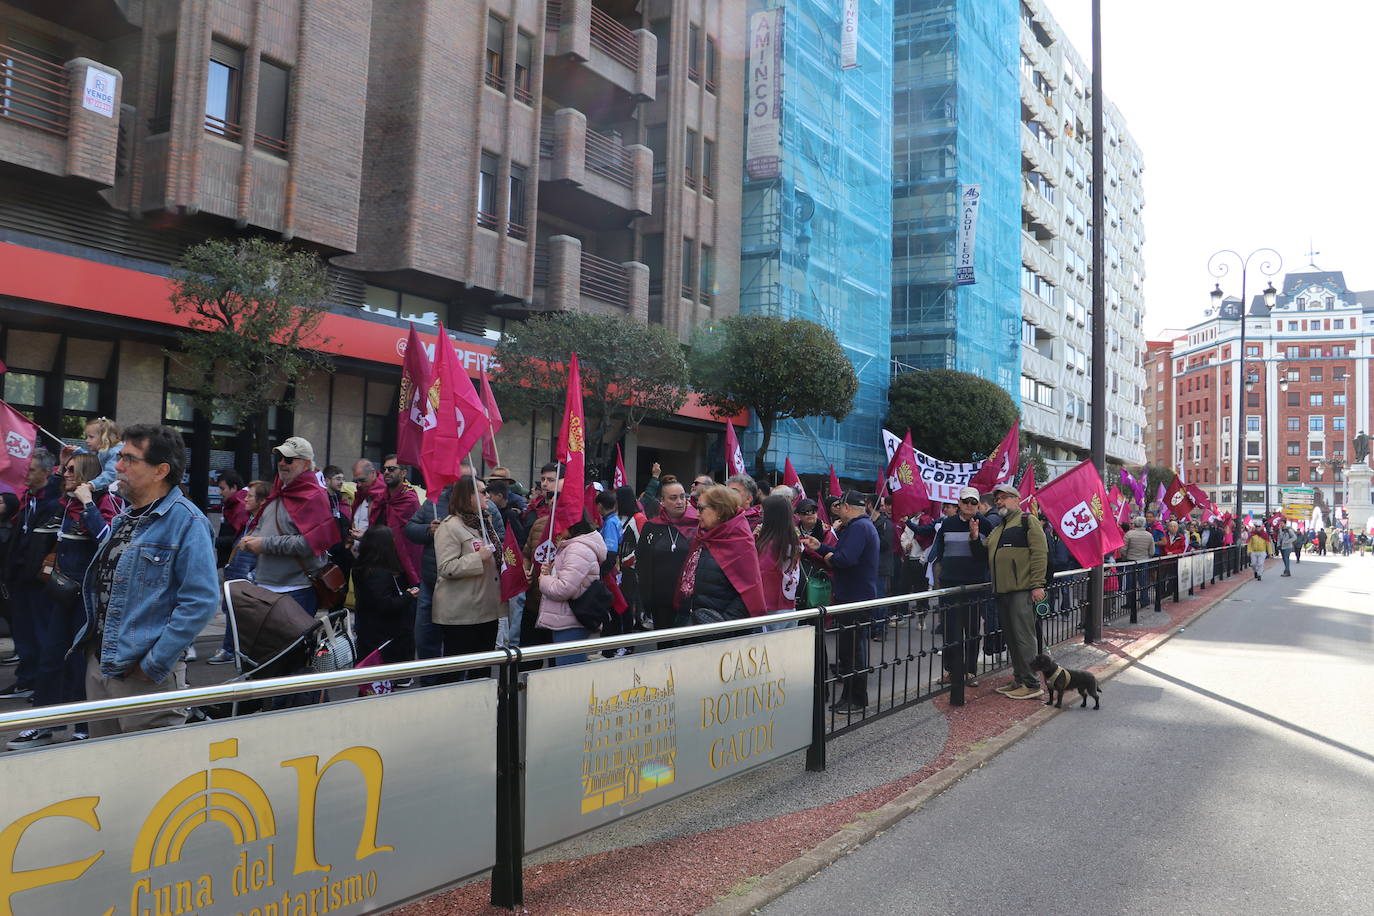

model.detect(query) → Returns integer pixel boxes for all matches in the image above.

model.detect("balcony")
[1021,183,1059,235]
[0,52,122,186]
[538,108,650,228]
[544,0,655,111]
[528,234,648,318]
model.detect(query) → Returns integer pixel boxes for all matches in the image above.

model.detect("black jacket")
[930,515,989,587]
[636,520,692,630]
[351,567,416,662]
[683,545,746,624]
[5,475,61,586]
[871,512,896,579]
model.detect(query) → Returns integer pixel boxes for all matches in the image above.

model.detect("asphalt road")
[762,553,1374,916]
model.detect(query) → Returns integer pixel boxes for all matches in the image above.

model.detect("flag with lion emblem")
[1033,459,1124,569]
[886,429,931,520]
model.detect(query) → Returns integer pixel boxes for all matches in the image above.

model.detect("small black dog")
[1030,652,1101,710]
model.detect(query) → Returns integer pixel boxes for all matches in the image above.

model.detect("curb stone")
[699,569,1252,916]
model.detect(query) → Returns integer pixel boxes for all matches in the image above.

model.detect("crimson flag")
[499,520,530,601]
[1110,487,1131,527]
[613,444,627,490]
[969,420,1020,493]
[1164,475,1196,518]
[479,367,504,469]
[1018,464,1037,515]
[1035,459,1125,569]
[783,457,805,504]
[356,645,394,697]
[552,353,587,537]
[887,430,931,520]
[827,465,842,499]
[724,420,746,478]
[396,325,434,468]
[0,400,38,496]
[1186,483,1215,517]
[421,324,490,492]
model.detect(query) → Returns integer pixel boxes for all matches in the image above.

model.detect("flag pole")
[466,444,501,585]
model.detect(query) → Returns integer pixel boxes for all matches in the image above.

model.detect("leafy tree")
[491,311,689,478]
[167,237,332,474]
[1018,443,1050,489]
[885,369,1018,462]
[688,315,858,474]
[1145,464,1178,508]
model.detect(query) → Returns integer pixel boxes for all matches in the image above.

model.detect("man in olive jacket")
[985,482,1047,699]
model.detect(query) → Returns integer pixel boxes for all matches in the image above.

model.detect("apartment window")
[1246,441,1260,458]
[1310,416,1324,432]
[1310,367,1323,382]
[688,24,701,83]
[485,15,506,90]
[1287,417,1301,431]
[1245,345,1260,357]
[254,60,290,155]
[650,20,670,75]
[362,286,447,326]
[643,233,664,297]
[1246,468,1259,482]
[205,42,244,139]
[646,125,667,181]
[1310,441,1323,456]
[1333,416,1346,431]
[1021,320,1037,348]
[1287,392,1300,407]
[699,245,714,307]
[1246,393,1259,408]
[477,152,499,229]
[684,128,697,188]
[513,32,533,103]
[1333,393,1346,407]
[1332,345,1347,357]
[1310,393,1323,407]
[1285,368,1300,383]
[704,36,718,92]
[149,34,176,133]
[507,164,527,240]
[1287,441,1301,456]
[1334,366,1347,381]
[701,138,715,197]
[681,238,695,300]
[1286,466,1300,481]
[1285,346,1301,359]
[1246,416,1260,432]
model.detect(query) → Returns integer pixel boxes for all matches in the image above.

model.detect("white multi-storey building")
[1016,0,1147,474]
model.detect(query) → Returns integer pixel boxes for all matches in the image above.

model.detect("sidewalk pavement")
[398,560,1264,916]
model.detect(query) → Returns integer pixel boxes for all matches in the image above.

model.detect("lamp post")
[1208,248,1282,532]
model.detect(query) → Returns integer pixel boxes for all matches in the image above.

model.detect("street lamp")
[1208,248,1282,530]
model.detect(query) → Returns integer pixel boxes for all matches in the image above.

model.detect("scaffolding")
[740,0,893,481]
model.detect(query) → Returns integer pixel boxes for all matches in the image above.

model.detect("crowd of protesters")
[3,416,1353,746]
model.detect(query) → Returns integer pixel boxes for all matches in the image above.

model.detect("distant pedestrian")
[1247,525,1271,580]
[1276,522,1297,577]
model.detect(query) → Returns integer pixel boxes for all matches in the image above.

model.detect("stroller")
[201,579,356,718]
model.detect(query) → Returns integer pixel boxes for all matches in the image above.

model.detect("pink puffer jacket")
[536,531,608,631]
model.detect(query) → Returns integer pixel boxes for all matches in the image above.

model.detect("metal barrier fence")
[0,545,1247,912]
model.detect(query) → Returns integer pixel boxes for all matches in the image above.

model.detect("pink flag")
[887,430,931,520]
[1156,482,1169,521]
[396,325,434,468]
[613,444,628,490]
[783,458,805,503]
[552,353,587,537]
[0,400,38,496]
[499,520,530,601]
[421,324,490,492]
[1017,464,1037,514]
[827,465,843,500]
[969,420,1019,493]
[356,645,394,697]
[479,367,504,469]
[724,420,746,478]
[1035,459,1125,569]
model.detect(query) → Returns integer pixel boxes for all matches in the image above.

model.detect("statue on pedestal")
[1355,431,1371,464]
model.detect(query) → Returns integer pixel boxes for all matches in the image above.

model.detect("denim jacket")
[73,486,219,683]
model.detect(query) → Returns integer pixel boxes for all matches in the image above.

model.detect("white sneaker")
[184,645,198,661]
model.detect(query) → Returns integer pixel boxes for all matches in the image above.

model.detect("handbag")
[569,577,614,631]
[803,572,832,609]
[43,562,83,609]
[296,556,348,611]
[38,550,57,584]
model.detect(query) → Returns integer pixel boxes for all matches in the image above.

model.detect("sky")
[1042,0,1374,339]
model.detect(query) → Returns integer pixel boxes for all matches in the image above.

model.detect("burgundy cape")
[651,501,699,536]
[677,511,767,617]
[222,488,249,532]
[267,473,339,555]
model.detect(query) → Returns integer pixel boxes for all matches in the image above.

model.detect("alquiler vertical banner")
[746,9,784,180]
[955,184,981,285]
[840,0,860,70]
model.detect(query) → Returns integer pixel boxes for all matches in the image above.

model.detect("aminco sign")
[745,9,783,180]
[0,685,496,915]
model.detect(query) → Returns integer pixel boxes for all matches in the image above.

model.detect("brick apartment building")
[0,0,743,498]
[1155,268,1374,518]
[1143,336,1179,470]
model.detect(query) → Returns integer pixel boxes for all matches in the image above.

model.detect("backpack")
[569,577,615,631]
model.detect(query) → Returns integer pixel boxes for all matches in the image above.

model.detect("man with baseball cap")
[984,482,1047,699]
[239,436,338,614]
[802,490,879,713]
[926,485,990,688]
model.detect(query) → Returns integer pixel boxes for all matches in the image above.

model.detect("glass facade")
[891,0,1021,402]
[740,0,893,481]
